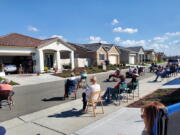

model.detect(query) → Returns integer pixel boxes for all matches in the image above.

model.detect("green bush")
[63,64,71,69]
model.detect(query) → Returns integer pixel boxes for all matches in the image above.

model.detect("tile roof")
[0,33,75,50]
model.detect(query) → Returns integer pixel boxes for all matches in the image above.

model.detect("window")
[99,54,105,60]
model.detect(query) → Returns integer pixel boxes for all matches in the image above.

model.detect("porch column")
[70,51,75,69]
[37,50,44,73]
[56,51,61,71]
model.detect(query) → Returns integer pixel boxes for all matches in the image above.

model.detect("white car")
[4,64,17,73]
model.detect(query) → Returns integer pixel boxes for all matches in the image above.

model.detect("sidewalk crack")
[32,122,67,135]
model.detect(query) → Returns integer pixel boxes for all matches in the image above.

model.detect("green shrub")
[44,67,48,72]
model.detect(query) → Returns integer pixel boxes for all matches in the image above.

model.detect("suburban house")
[68,43,121,66]
[0,33,75,73]
[156,52,166,62]
[68,42,92,67]
[127,46,145,64]
[144,49,157,62]
[82,43,121,66]
[117,46,137,65]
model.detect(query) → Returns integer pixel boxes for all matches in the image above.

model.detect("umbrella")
[160,78,180,89]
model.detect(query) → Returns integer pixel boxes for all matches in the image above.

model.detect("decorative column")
[37,49,44,73]
[56,51,61,71]
[70,51,75,69]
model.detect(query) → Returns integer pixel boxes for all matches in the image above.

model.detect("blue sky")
[0,0,180,55]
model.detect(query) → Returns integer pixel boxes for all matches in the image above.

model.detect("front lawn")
[128,88,180,107]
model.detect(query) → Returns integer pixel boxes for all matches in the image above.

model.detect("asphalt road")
[0,69,154,122]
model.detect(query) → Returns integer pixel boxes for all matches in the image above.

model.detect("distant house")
[71,43,121,66]
[127,46,145,64]
[0,33,75,73]
[144,49,156,62]
[156,52,166,62]
[117,46,137,65]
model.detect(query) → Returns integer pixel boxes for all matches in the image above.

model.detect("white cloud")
[27,25,39,32]
[51,35,67,41]
[165,32,180,37]
[113,27,138,34]
[114,37,121,42]
[120,40,145,46]
[152,36,168,42]
[89,36,107,44]
[112,19,119,25]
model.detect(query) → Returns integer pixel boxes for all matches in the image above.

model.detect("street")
[0,70,154,122]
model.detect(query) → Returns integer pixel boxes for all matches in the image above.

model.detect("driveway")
[5,74,64,86]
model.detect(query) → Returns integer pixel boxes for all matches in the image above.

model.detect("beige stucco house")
[70,43,120,66]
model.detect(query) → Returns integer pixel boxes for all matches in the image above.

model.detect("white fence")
[61,58,90,67]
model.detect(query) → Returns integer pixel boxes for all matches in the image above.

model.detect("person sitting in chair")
[64,72,78,99]
[81,76,101,113]
[106,68,121,81]
[103,75,126,102]
[0,79,14,108]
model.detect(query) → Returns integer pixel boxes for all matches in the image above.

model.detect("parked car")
[4,64,17,73]
[168,59,180,66]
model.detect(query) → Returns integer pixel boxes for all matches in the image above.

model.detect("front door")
[44,53,54,69]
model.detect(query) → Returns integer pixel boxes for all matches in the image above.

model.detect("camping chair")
[154,103,180,135]
[85,91,104,117]
[132,81,139,98]
[0,90,14,110]
[116,83,129,105]
[64,79,78,100]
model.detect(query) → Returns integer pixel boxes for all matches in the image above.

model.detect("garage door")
[109,56,117,65]
[129,56,135,64]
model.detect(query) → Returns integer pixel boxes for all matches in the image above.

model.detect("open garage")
[0,55,34,73]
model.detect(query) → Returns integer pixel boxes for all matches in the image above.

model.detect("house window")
[99,54,105,60]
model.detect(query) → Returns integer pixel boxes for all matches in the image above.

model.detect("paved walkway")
[0,74,179,135]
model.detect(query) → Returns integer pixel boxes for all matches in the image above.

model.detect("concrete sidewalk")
[0,74,179,135]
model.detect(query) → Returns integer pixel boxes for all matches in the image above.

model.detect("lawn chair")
[154,103,180,135]
[64,79,78,100]
[132,81,140,98]
[85,91,104,117]
[0,90,14,110]
[116,83,129,105]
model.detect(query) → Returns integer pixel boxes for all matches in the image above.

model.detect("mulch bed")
[128,88,180,108]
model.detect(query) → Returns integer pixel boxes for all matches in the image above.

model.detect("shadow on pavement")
[48,108,83,118]
[42,97,65,102]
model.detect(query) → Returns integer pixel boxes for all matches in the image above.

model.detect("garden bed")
[128,88,180,107]
[0,77,19,85]
[53,65,129,78]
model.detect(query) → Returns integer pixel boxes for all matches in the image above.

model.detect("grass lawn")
[128,88,180,107]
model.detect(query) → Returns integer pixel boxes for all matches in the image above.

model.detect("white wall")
[75,58,89,67]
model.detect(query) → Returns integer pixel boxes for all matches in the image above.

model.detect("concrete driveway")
[5,74,64,86]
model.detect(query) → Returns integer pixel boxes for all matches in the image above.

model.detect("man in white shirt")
[82,76,101,112]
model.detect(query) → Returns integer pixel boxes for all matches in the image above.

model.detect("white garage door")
[129,56,135,64]
[109,56,117,65]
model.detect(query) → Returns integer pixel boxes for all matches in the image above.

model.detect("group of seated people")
[153,64,179,82]
[0,79,14,108]
[103,71,139,102]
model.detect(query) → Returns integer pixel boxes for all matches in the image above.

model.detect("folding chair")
[86,91,104,117]
[154,103,180,135]
[0,90,14,110]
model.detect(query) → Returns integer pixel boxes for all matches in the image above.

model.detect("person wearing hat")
[0,79,14,108]
[81,76,101,113]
